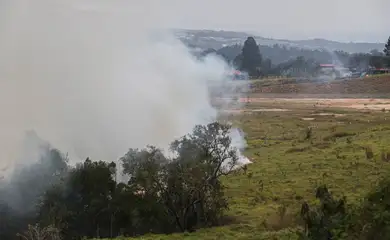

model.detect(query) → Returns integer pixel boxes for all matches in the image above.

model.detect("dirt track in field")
[218,75,390,113]
[217,97,390,114]
[238,97,390,111]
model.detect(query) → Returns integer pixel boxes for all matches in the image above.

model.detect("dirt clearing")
[237,97,390,111]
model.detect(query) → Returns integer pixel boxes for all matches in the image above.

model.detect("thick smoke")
[0,1,249,180]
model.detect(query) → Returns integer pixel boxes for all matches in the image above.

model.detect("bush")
[299,186,348,240]
[352,178,390,239]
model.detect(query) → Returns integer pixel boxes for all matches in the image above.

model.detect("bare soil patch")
[221,108,290,114]
[302,118,315,121]
[240,97,390,111]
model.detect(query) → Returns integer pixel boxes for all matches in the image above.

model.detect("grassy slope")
[249,74,390,96]
[103,102,390,240]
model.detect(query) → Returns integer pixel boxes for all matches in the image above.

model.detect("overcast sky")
[157,0,389,43]
[1,0,389,43]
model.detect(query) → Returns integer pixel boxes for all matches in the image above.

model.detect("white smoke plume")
[0,0,250,177]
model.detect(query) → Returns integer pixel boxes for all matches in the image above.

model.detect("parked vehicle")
[351,72,362,78]
[314,64,352,80]
[226,70,249,80]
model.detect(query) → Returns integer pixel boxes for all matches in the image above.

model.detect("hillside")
[249,75,390,96]
[175,29,384,54]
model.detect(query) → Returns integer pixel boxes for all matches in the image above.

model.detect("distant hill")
[174,29,384,54]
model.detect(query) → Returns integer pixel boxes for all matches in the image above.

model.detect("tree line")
[0,123,240,240]
[200,36,390,78]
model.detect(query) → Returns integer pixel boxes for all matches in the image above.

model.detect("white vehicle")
[334,67,352,79]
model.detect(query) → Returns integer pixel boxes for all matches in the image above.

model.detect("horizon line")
[172,28,386,44]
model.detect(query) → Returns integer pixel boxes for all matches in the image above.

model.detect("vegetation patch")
[4,101,390,240]
[323,132,356,141]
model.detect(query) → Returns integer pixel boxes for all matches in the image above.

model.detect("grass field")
[101,96,390,240]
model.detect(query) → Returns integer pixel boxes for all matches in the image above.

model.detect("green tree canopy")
[238,37,262,77]
[384,36,390,56]
[3,122,242,240]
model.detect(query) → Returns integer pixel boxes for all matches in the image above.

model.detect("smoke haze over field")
[0,0,248,175]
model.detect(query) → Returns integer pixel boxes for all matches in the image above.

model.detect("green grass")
[102,102,390,240]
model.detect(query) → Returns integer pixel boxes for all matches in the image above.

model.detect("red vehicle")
[227,70,249,80]
[314,64,336,79]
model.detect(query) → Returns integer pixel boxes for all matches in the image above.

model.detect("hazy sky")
[1,0,388,43]
[159,0,389,42]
